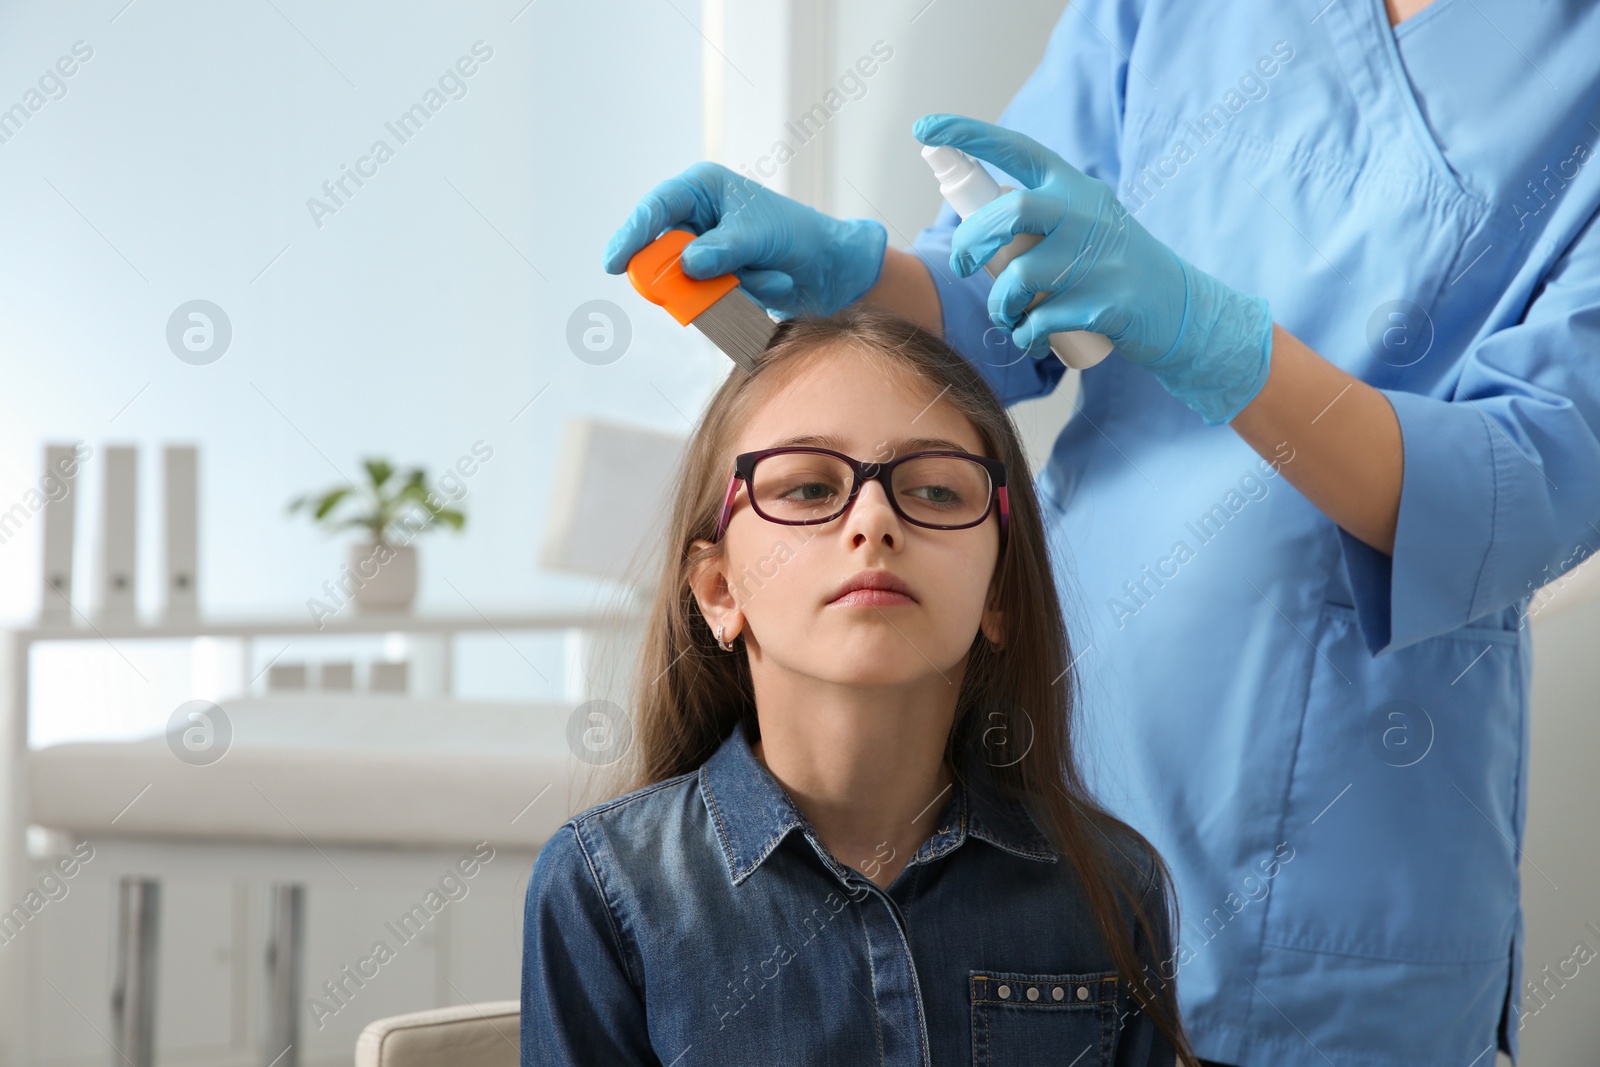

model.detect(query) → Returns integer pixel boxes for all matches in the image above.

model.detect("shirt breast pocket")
[969,970,1119,1067]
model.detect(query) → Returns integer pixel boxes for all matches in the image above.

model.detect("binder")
[39,443,82,625]
[99,445,138,622]
[163,445,198,622]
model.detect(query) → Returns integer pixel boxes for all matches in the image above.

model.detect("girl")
[521,304,1195,1066]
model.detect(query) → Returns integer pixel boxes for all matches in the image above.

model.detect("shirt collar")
[699,718,1058,887]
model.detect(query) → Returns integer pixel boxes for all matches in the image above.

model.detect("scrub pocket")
[969,970,1119,1066]
[1260,603,1523,963]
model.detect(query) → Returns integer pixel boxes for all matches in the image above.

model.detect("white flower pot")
[349,541,417,614]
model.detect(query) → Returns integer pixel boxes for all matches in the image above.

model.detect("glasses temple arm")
[713,474,742,542]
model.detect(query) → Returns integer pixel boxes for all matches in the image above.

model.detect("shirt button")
[997,984,1011,999]
[1052,986,1064,1001]
[1076,986,1089,1001]
[1026,986,1039,1001]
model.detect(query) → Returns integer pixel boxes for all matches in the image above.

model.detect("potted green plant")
[288,459,466,613]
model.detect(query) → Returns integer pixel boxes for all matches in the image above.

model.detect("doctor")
[603,0,1600,1063]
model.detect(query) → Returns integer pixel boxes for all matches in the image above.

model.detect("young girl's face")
[692,343,1004,687]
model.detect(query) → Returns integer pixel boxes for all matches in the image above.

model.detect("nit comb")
[625,229,776,373]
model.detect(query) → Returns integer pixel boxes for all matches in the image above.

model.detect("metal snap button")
[1026,986,1039,1001]
[1076,985,1089,1001]
[1052,986,1064,1001]
[997,984,1011,999]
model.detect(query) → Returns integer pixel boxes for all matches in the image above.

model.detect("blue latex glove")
[914,113,1274,426]
[602,162,888,320]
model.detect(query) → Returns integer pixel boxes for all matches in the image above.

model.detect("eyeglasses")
[711,446,1009,548]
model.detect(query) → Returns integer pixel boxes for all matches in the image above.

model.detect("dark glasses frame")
[711,445,1010,548]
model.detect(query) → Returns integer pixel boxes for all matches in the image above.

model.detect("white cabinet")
[22,840,532,1067]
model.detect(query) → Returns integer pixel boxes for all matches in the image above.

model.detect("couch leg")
[110,876,160,1067]
[264,883,304,1067]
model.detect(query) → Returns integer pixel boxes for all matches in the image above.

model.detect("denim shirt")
[521,718,1177,1066]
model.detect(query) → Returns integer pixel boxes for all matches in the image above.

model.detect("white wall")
[1519,595,1600,1064]
[0,0,714,630]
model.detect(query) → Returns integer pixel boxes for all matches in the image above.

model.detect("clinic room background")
[1,0,1598,1065]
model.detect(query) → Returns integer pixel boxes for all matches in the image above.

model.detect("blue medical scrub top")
[911,1,1600,1064]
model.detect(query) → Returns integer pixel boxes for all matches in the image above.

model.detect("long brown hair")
[588,302,1195,1063]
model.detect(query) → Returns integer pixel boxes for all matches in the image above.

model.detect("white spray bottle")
[922,144,1114,370]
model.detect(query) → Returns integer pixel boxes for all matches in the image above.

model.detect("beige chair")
[355,1002,520,1067]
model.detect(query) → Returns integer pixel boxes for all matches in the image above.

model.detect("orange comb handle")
[626,229,739,326]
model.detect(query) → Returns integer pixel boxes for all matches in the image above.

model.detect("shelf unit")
[0,605,644,1067]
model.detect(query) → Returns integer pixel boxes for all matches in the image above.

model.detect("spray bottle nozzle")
[921,144,1004,220]
[919,144,972,185]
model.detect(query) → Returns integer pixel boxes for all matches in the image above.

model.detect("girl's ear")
[688,539,744,637]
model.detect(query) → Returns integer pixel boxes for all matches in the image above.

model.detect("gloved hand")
[914,113,1274,426]
[602,162,889,320]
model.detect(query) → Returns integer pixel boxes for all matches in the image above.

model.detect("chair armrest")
[355,1001,519,1067]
